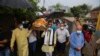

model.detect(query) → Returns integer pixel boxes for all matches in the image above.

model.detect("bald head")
[76,25,82,30]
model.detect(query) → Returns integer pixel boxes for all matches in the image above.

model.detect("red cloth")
[83,30,92,43]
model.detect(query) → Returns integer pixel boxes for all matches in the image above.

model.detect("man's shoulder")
[13,28,19,32]
[64,28,69,31]
[13,28,17,31]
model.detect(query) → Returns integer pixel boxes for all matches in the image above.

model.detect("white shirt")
[29,33,37,43]
[55,28,70,43]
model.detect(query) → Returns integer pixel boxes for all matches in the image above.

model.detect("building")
[48,5,70,13]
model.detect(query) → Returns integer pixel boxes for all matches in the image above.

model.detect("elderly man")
[69,25,85,56]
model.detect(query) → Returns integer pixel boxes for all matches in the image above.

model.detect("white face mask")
[60,27,64,30]
[76,30,82,34]
[19,25,23,29]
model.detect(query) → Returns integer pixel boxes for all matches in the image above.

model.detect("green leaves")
[52,3,62,11]
[0,0,39,20]
[70,4,90,18]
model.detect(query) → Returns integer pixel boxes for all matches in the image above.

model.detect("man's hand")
[96,39,100,44]
[75,47,81,51]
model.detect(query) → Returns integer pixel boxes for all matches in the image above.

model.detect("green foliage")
[70,4,90,18]
[41,7,46,12]
[52,3,62,11]
[0,0,40,20]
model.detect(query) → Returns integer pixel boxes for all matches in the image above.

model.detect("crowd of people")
[0,17,98,56]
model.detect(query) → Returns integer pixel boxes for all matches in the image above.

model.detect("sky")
[38,0,100,9]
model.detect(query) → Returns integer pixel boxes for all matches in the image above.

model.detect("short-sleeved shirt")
[55,28,70,43]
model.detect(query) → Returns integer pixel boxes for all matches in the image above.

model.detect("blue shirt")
[70,32,84,48]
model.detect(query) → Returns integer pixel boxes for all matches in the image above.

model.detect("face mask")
[19,25,23,29]
[76,30,82,34]
[60,27,64,30]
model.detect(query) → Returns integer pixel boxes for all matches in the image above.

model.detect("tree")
[52,3,62,11]
[41,7,46,12]
[70,4,90,18]
[0,0,40,20]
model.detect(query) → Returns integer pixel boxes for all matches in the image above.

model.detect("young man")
[41,23,57,56]
[69,25,84,56]
[10,23,32,56]
[55,23,70,56]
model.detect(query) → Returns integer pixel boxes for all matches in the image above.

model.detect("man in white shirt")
[29,31,37,56]
[55,23,70,56]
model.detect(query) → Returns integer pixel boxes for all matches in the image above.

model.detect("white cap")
[36,12,43,16]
